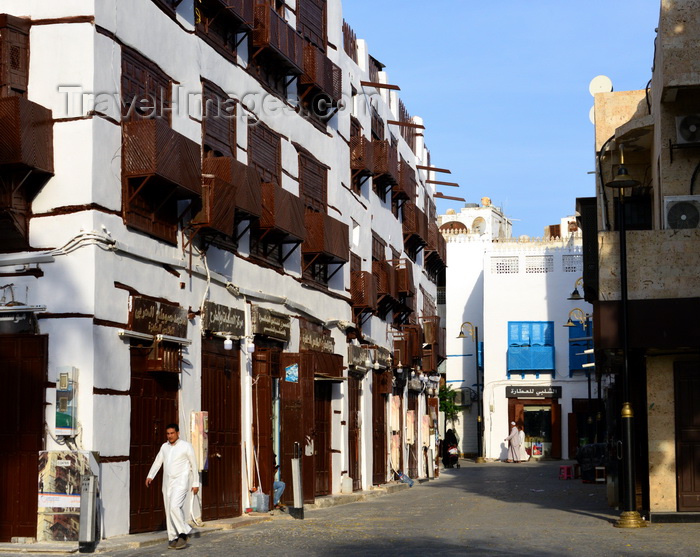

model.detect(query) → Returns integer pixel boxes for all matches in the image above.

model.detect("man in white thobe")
[146,423,199,550]
[504,421,521,463]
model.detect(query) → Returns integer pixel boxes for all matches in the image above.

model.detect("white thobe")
[147,439,200,540]
[505,426,521,461]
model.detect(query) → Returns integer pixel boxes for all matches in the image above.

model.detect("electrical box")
[190,411,209,471]
[55,366,78,436]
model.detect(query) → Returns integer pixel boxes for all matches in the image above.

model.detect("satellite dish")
[589,75,613,96]
[667,201,700,229]
[589,106,595,125]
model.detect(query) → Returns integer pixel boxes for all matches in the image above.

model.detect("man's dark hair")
[166,423,179,432]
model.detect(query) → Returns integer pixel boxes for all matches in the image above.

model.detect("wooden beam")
[435,193,466,202]
[387,120,425,129]
[360,81,400,91]
[417,165,451,174]
[426,180,460,187]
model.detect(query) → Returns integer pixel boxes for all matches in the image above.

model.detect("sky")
[340,0,661,238]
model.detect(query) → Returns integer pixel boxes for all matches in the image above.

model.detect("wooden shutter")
[202,79,236,157]
[298,151,327,212]
[371,232,385,262]
[248,122,281,184]
[297,0,326,49]
[0,16,30,97]
[121,47,171,121]
[370,106,384,140]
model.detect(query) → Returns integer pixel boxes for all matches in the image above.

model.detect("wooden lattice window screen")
[121,47,171,122]
[248,122,281,185]
[297,0,326,49]
[0,18,29,97]
[298,151,327,213]
[202,79,236,158]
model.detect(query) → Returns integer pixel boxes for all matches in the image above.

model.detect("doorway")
[348,375,362,491]
[675,362,700,511]
[314,381,332,496]
[129,346,179,534]
[201,339,241,520]
[0,335,47,542]
[509,397,561,459]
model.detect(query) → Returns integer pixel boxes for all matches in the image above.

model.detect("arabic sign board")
[251,306,291,341]
[202,301,245,337]
[299,328,335,353]
[129,296,188,338]
[505,386,562,399]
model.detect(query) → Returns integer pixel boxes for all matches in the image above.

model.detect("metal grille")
[491,256,519,274]
[525,255,554,274]
[563,254,583,273]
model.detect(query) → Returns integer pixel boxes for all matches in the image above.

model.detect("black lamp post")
[457,322,484,463]
[605,158,646,528]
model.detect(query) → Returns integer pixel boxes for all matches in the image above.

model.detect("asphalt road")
[106,460,700,557]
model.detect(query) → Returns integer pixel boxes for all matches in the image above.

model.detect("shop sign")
[348,344,371,368]
[202,301,244,337]
[506,386,562,399]
[129,296,188,338]
[300,328,334,353]
[251,306,290,341]
[376,346,392,368]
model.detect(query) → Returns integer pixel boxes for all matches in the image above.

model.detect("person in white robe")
[146,423,200,549]
[504,421,521,462]
[518,426,530,461]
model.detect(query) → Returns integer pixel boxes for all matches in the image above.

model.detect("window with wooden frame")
[202,79,236,158]
[371,232,386,263]
[120,47,201,245]
[247,121,281,184]
[121,47,171,122]
[298,149,332,284]
[297,0,326,50]
[0,15,29,98]
[370,106,384,141]
[298,150,327,213]
[248,122,283,266]
[195,0,243,62]
[350,116,365,194]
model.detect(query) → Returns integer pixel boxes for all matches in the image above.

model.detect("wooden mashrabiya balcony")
[252,3,304,74]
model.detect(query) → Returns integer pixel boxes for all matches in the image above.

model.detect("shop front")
[506,386,562,459]
[125,295,189,534]
[200,301,245,520]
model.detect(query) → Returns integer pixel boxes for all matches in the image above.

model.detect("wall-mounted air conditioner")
[664,195,700,229]
[675,115,700,145]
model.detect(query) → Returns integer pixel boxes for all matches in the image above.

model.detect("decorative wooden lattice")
[302,211,349,262]
[252,3,304,73]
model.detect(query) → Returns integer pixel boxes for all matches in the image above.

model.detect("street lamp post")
[458,322,484,463]
[605,157,646,529]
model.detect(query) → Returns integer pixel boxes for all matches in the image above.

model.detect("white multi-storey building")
[442,203,597,461]
[0,0,447,543]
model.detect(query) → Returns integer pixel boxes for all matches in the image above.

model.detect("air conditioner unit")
[664,195,700,230]
[675,115,700,145]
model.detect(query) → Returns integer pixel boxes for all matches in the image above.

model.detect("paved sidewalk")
[4,461,699,556]
[0,482,409,555]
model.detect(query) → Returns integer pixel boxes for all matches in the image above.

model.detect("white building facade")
[442,204,598,461]
[0,0,446,542]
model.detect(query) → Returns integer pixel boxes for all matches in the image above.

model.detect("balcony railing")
[203,156,262,219]
[302,211,349,262]
[259,181,306,241]
[300,42,342,102]
[0,96,53,176]
[395,158,416,200]
[372,139,399,185]
[252,4,304,74]
[350,270,377,313]
[350,135,373,176]
[122,119,201,198]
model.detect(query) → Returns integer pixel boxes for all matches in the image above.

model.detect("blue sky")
[340,1,660,237]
